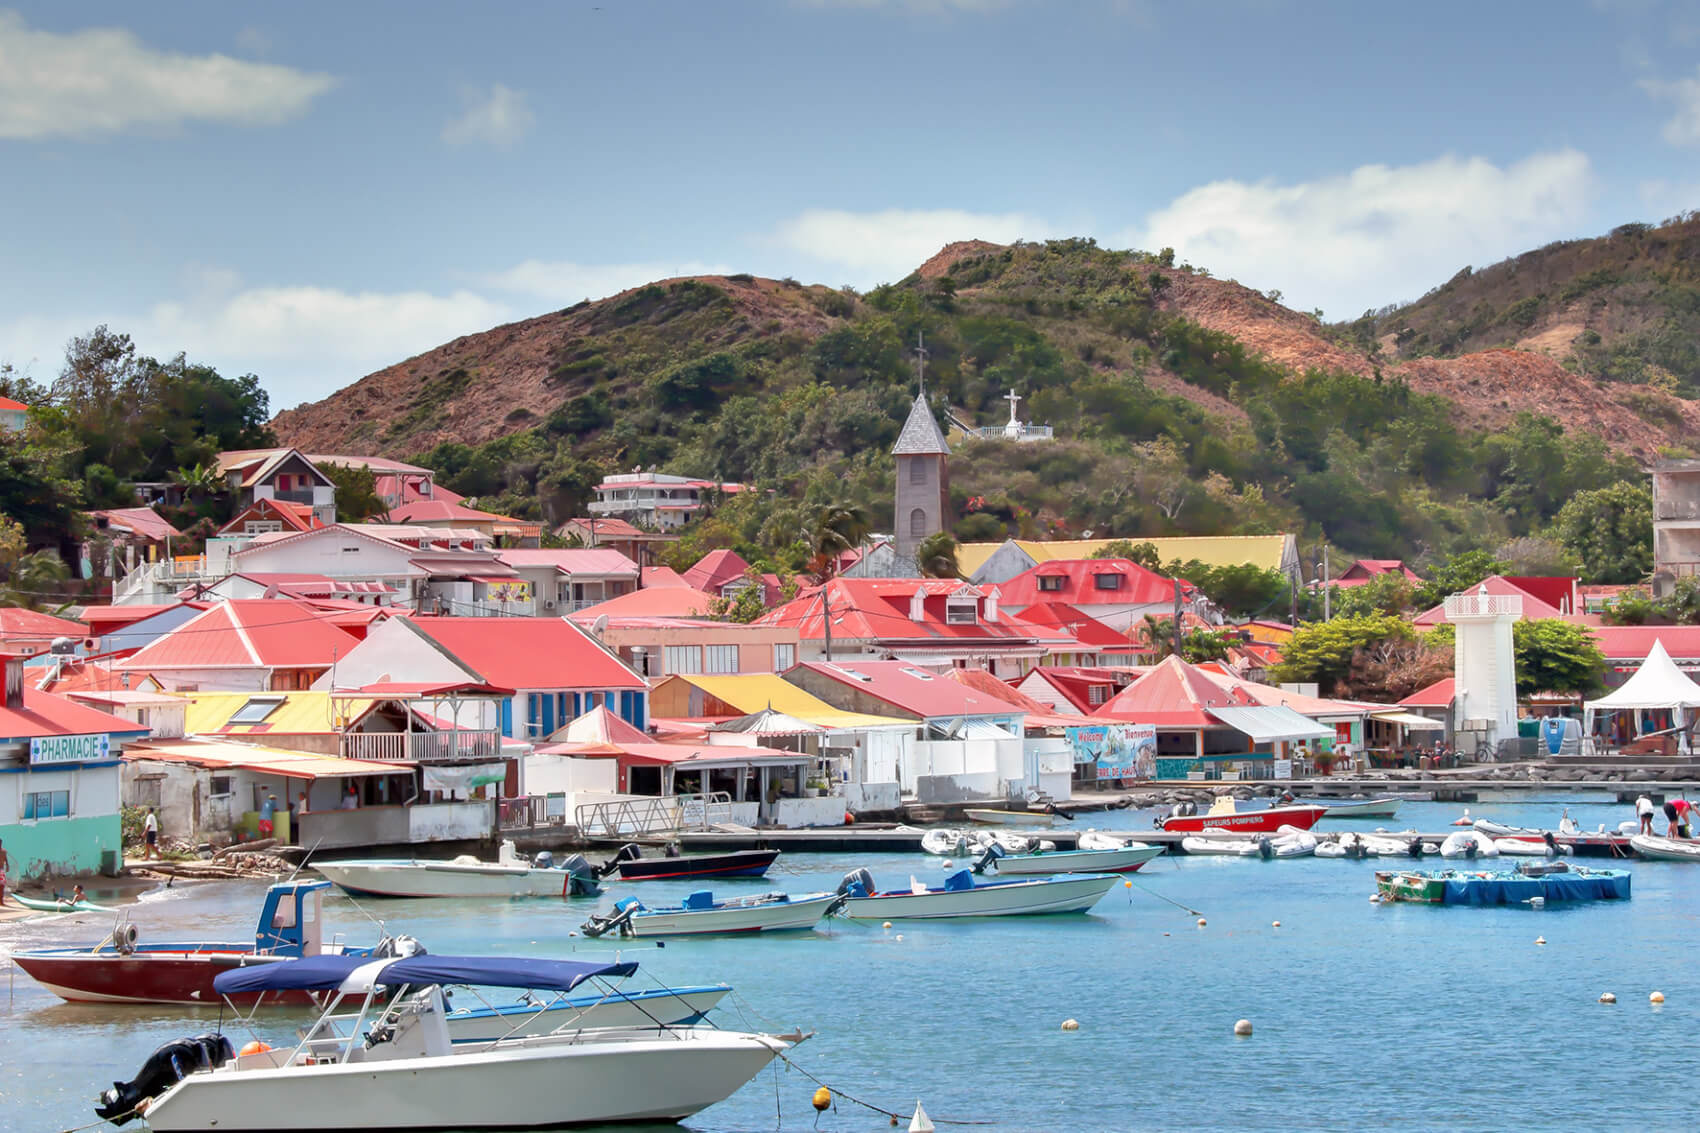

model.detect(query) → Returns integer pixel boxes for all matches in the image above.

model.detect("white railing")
[972,425,1054,441]
[340,731,502,762]
[1442,593,1524,620]
[573,792,733,838]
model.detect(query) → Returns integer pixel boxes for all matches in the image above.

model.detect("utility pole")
[1171,578,1183,660]
[821,587,832,663]
[1322,543,1332,622]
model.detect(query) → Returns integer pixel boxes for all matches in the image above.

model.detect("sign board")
[1273,758,1293,780]
[1066,723,1157,781]
[30,733,111,765]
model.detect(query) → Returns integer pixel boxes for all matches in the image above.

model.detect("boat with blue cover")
[580,890,844,938]
[835,867,1118,919]
[1375,861,1632,905]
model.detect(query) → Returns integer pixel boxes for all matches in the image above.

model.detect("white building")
[589,473,750,530]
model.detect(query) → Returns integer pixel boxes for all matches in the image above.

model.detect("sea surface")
[4,795,1695,1133]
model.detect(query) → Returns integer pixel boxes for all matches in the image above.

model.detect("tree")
[1414,550,1509,608]
[1332,572,1416,618]
[1174,560,1290,619]
[709,572,770,624]
[916,532,959,579]
[1512,619,1607,696]
[809,502,872,578]
[1554,480,1653,584]
[953,511,1005,543]
[1269,613,1412,695]
[1342,637,1452,702]
[316,462,386,523]
[1495,535,1581,578]
[4,548,71,611]
[1091,539,1162,570]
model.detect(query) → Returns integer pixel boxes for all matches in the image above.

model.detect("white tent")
[1584,639,1700,752]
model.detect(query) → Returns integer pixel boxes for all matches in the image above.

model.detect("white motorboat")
[977,842,1163,876]
[1258,827,1317,859]
[1471,811,1583,840]
[920,829,970,856]
[1181,835,1262,856]
[1631,834,1700,861]
[1316,833,1373,859]
[835,868,1116,919]
[964,808,1057,828]
[97,954,793,1131]
[578,890,844,938]
[1439,830,1500,859]
[314,844,600,899]
[1318,797,1402,820]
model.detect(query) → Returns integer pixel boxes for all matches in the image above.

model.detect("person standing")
[143,807,159,860]
[258,793,277,838]
[1675,797,1695,839]
[1637,795,1657,836]
[0,838,8,906]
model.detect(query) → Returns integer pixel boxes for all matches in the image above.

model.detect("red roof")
[941,668,1079,728]
[0,396,28,412]
[1094,655,1257,728]
[1005,602,1138,650]
[86,507,182,543]
[756,578,1074,650]
[1020,666,1145,713]
[77,605,180,634]
[792,659,1029,720]
[1334,559,1422,587]
[0,686,149,740]
[681,549,751,593]
[387,498,531,528]
[569,587,719,619]
[0,607,88,640]
[218,499,322,536]
[1399,677,1455,708]
[1588,626,1700,664]
[642,567,691,589]
[405,617,645,691]
[564,517,644,538]
[496,549,638,575]
[119,599,359,671]
[375,474,463,508]
[998,559,1184,609]
[1413,576,1568,626]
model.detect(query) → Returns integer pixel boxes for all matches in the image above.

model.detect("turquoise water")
[4,796,1696,1133]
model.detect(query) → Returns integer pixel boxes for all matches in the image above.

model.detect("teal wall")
[1,815,120,881]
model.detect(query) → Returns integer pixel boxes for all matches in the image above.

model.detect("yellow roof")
[180,691,377,736]
[676,674,912,730]
[957,535,1293,577]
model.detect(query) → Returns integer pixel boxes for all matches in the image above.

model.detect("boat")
[1374,862,1632,906]
[964,808,1057,827]
[1630,834,1700,861]
[920,829,970,856]
[1077,831,1133,851]
[579,890,844,938]
[1493,835,1568,857]
[12,880,417,1007]
[314,844,602,899]
[974,842,1163,876]
[94,953,794,1131]
[600,843,780,881]
[11,893,114,913]
[1156,797,1329,834]
[1318,797,1402,820]
[1180,835,1263,856]
[1439,830,1500,859]
[1258,828,1317,859]
[835,868,1116,919]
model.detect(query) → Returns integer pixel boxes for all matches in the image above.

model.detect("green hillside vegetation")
[1337,212,1700,393]
[413,239,1646,579]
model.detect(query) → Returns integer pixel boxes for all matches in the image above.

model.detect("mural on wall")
[1066,723,1157,781]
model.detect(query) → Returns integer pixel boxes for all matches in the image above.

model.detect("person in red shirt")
[1673,797,1694,839]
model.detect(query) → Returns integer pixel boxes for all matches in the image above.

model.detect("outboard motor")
[96,1033,234,1125]
[371,933,426,959]
[533,850,554,869]
[597,843,643,878]
[1256,836,1275,861]
[1408,837,1426,859]
[971,843,1003,875]
[1463,839,1480,860]
[1543,831,1560,857]
[555,853,602,897]
[836,868,876,899]
[580,896,643,939]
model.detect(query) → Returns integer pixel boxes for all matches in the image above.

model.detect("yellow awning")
[677,674,912,731]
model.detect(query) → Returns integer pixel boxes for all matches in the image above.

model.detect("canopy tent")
[1206,705,1334,744]
[708,707,826,738]
[1584,639,1700,753]
[1371,710,1447,731]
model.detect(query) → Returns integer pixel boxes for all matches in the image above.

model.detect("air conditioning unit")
[543,600,556,610]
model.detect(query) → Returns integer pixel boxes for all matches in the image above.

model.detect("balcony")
[340,730,502,762]
[271,489,317,505]
[1441,593,1524,620]
[1656,498,1700,522]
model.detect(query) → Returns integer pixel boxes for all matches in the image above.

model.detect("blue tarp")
[1438,870,1632,906]
[214,954,638,996]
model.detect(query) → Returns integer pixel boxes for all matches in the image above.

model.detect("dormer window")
[1093,573,1123,591]
[946,598,977,625]
[1037,575,1064,592]
[1088,684,1109,705]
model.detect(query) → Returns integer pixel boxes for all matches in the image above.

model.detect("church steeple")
[892,332,950,569]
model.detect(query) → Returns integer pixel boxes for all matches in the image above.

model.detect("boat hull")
[615,849,779,881]
[1319,798,1402,819]
[990,845,1163,875]
[10,894,110,913]
[12,948,318,1006]
[1159,805,1328,834]
[842,874,1117,919]
[140,1029,788,1131]
[964,809,1055,827]
[314,860,578,899]
[1631,834,1700,861]
[626,893,839,936]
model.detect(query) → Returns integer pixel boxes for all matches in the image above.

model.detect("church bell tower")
[892,332,951,570]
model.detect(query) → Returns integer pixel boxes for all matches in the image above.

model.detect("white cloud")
[1123,150,1595,319]
[0,11,334,140]
[482,259,736,305]
[773,207,1062,284]
[1641,67,1700,146]
[441,84,534,148]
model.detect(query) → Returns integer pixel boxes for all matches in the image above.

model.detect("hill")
[272,234,1683,571]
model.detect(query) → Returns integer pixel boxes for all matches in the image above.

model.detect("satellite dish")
[591,615,609,636]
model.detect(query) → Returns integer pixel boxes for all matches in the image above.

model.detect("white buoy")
[1600,992,1617,1003]
[910,1100,935,1133]
[1061,1018,1079,1031]
[1233,1019,1253,1036]
[1196,917,1207,928]
[941,859,952,868]
[882,922,892,929]
[1271,921,1281,928]
[894,934,903,942]
[1535,936,1546,946]
[1652,990,1666,1004]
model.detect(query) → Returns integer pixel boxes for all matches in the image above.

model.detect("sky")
[3,0,1699,411]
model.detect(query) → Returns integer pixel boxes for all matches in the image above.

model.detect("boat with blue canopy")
[1375,862,1632,905]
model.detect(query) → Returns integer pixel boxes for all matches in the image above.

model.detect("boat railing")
[573,792,735,837]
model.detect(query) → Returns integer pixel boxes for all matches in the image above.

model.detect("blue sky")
[3,0,1699,410]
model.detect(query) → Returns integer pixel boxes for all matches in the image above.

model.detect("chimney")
[3,652,25,709]
[983,586,1000,623]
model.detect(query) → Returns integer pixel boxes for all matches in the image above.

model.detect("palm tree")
[916,532,960,579]
[4,548,70,611]
[809,502,871,579]
[1136,613,1175,661]
[171,461,222,506]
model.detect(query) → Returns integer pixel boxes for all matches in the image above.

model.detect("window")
[773,643,796,671]
[244,520,282,534]
[704,645,739,674]
[908,459,927,484]
[909,508,928,538]
[1092,573,1124,591]
[664,645,703,675]
[23,790,70,820]
[132,778,163,807]
[1037,575,1064,592]
[1088,684,1109,706]
[210,775,234,797]
[946,600,977,625]
[228,695,285,724]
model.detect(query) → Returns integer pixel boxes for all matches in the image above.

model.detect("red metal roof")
[1334,559,1422,587]
[681,549,751,593]
[77,605,180,633]
[998,559,1185,609]
[568,586,719,619]
[1588,626,1700,663]
[1021,666,1145,713]
[0,686,150,740]
[755,578,1073,649]
[496,549,639,575]
[642,567,691,589]
[1399,677,1455,708]
[791,659,1029,720]
[1004,602,1137,649]
[86,506,182,543]
[1093,655,1257,728]
[405,617,645,690]
[389,499,531,526]
[119,599,359,671]
[334,679,516,698]
[217,499,322,536]
[0,396,28,412]
[0,607,88,640]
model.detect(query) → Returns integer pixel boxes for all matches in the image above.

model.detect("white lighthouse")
[1443,584,1522,755]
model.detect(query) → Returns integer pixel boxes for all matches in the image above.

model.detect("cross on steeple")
[913,332,929,396]
[1004,387,1022,425]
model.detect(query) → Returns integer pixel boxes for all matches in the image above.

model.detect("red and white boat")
[1156,797,1329,834]
[11,880,413,1006]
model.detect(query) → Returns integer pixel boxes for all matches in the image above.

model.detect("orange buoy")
[812,1087,832,1111]
[238,1041,273,1057]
